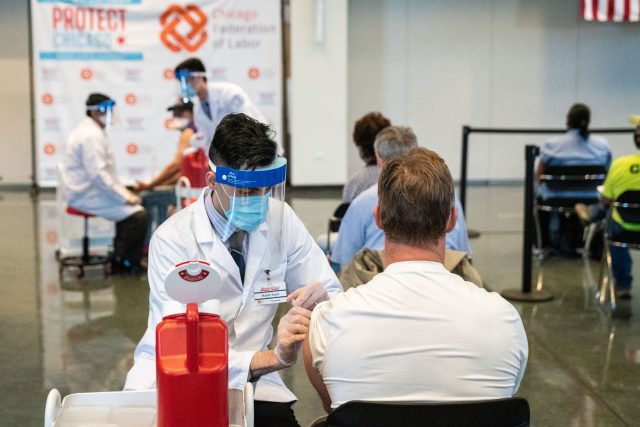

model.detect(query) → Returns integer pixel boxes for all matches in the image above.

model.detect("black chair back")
[329,202,350,233]
[540,165,606,193]
[325,398,530,427]
[614,190,640,225]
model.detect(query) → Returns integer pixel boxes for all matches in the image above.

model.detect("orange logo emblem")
[126,143,139,155]
[160,4,208,52]
[80,68,93,80]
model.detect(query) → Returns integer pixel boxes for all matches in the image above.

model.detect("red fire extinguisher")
[156,261,228,426]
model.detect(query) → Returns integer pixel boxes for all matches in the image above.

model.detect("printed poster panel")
[32,0,282,186]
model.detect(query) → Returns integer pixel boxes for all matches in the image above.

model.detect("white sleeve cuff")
[228,350,257,390]
[123,355,156,391]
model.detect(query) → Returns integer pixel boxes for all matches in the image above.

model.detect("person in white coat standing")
[62,93,148,274]
[124,113,342,426]
[174,57,266,151]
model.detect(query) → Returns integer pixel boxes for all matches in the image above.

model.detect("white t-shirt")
[309,261,528,409]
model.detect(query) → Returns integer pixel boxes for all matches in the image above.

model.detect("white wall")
[3,1,639,186]
[289,0,348,185]
[0,2,33,185]
[348,0,640,182]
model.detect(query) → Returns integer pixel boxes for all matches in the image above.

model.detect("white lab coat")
[194,82,266,151]
[124,190,343,402]
[62,117,141,221]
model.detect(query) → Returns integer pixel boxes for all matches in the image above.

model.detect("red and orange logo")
[80,68,93,80]
[125,93,137,105]
[42,93,54,105]
[163,68,175,80]
[160,4,208,53]
[248,67,260,80]
[44,143,56,155]
[126,143,139,155]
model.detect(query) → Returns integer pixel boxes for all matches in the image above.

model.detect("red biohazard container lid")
[165,261,222,305]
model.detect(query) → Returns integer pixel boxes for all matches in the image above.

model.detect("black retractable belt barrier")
[501,145,553,302]
[459,126,634,214]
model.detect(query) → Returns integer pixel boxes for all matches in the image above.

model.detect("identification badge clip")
[254,268,287,305]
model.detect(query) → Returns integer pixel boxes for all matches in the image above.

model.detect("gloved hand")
[274,305,312,367]
[287,281,329,309]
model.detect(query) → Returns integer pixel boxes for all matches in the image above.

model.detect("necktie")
[201,100,212,120]
[228,230,246,283]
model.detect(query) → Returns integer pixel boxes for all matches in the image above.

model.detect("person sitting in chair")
[576,124,640,301]
[535,103,612,255]
[304,147,528,412]
[331,126,472,270]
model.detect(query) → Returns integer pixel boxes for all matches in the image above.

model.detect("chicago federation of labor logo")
[160,4,208,53]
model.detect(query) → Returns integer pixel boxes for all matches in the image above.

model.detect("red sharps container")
[157,261,228,427]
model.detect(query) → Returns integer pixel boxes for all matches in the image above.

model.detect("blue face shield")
[185,83,197,99]
[176,69,205,102]
[211,157,288,268]
[86,99,116,131]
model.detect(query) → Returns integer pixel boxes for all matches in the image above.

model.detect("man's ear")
[376,154,384,168]
[446,206,458,233]
[205,170,216,188]
[373,205,382,229]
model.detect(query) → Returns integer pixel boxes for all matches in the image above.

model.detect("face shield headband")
[175,69,207,102]
[210,158,287,233]
[86,100,116,130]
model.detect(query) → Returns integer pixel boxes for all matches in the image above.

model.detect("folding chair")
[535,164,606,257]
[597,190,640,312]
[312,397,529,427]
[325,202,350,257]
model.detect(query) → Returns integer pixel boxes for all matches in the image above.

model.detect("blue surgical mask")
[225,192,270,232]
[185,84,197,99]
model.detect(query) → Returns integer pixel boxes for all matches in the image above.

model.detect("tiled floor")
[0,186,638,426]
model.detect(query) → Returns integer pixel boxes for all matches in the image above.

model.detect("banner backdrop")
[32,0,282,187]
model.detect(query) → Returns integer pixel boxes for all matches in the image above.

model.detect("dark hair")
[85,93,111,117]
[175,57,207,81]
[353,112,391,165]
[167,100,194,113]
[209,113,277,170]
[567,103,590,139]
[378,147,454,247]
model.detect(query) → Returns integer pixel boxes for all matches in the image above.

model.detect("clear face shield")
[210,157,288,267]
[86,99,116,131]
[175,69,207,103]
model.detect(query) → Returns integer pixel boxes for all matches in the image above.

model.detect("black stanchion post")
[460,126,470,214]
[460,126,481,239]
[501,145,553,302]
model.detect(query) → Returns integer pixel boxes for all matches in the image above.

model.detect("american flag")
[582,0,640,22]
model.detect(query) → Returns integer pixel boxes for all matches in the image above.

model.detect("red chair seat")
[66,206,95,218]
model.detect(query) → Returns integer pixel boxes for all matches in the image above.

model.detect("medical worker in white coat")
[174,57,266,152]
[125,113,342,426]
[62,93,148,273]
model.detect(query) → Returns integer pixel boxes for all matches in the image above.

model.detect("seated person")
[135,100,199,191]
[343,112,391,203]
[331,126,472,269]
[135,101,205,239]
[535,103,611,254]
[304,147,528,412]
[63,93,147,274]
[576,125,640,301]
